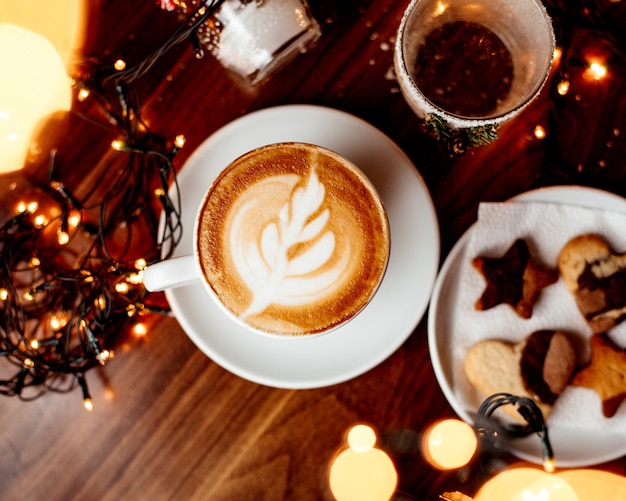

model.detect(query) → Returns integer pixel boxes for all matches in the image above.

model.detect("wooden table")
[2,1,626,499]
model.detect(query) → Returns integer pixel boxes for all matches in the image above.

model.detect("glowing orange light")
[585,60,608,80]
[77,87,90,101]
[329,425,398,501]
[1,0,85,172]
[474,466,626,500]
[422,419,477,470]
[57,229,70,245]
[534,125,547,140]
[133,323,147,337]
[83,398,94,412]
[34,214,48,227]
[557,80,570,95]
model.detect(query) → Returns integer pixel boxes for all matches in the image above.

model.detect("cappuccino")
[196,143,390,336]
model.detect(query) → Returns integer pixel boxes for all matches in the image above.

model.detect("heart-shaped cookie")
[558,234,626,334]
[464,331,576,420]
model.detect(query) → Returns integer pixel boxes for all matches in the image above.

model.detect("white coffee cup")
[144,142,390,338]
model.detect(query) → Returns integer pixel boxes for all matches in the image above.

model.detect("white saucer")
[165,105,440,389]
[428,185,626,467]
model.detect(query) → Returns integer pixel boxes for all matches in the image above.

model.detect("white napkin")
[451,201,626,433]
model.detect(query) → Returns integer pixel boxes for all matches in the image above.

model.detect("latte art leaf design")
[238,168,347,318]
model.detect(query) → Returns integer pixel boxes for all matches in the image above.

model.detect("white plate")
[428,185,626,467]
[165,105,440,389]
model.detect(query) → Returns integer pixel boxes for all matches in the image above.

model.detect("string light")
[111,139,125,151]
[557,79,570,95]
[534,125,547,140]
[133,322,148,337]
[585,60,608,80]
[77,87,90,101]
[57,229,70,245]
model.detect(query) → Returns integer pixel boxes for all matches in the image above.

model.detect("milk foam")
[197,143,389,336]
[230,168,350,318]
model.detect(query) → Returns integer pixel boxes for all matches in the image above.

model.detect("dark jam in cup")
[413,21,514,117]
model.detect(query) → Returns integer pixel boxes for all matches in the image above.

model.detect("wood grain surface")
[2,1,626,499]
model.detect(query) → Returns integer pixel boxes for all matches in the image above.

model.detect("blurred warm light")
[77,87,91,102]
[558,469,626,499]
[585,60,608,80]
[57,229,70,245]
[68,212,81,227]
[475,468,578,501]
[475,467,626,500]
[422,419,477,470]
[3,0,85,66]
[534,125,547,140]
[1,0,85,173]
[83,398,94,412]
[329,424,398,501]
[557,79,570,95]
[133,323,148,337]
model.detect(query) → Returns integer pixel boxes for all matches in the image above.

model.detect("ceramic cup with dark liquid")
[394,0,555,134]
[143,143,390,338]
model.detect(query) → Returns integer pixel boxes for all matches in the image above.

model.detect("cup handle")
[143,255,200,292]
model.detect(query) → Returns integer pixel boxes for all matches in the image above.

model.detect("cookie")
[473,239,558,319]
[464,330,577,420]
[571,333,626,418]
[558,234,626,334]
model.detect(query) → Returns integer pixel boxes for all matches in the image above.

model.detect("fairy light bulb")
[77,87,90,101]
[127,272,143,285]
[133,322,147,336]
[557,80,570,96]
[534,125,547,140]
[96,349,113,365]
[114,59,126,71]
[57,229,70,245]
[34,214,48,227]
[422,419,477,470]
[174,134,186,149]
[115,282,130,294]
[111,139,125,151]
[83,398,94,412]
[586,61,607,80]
[68,212,81,227]
[0,289,8,301]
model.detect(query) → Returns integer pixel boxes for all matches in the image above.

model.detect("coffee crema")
[196,143,390,336]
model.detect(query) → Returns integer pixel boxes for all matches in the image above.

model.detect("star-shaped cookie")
[572,333,626,418]
[473,239,558,319]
